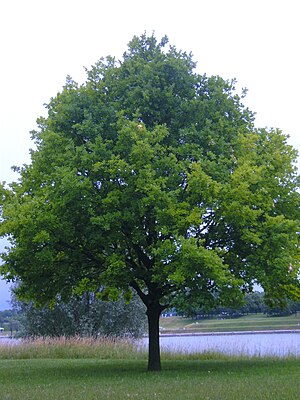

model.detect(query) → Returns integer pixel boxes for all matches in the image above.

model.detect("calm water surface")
[143,332,300,357]
[0,338,19,345]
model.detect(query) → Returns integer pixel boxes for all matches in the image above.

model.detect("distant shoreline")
[160,329,300,337]
[1,329,300,340]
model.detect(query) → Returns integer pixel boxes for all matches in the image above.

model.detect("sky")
[0,0,299,309]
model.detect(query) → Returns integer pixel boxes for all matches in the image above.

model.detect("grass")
[0,336,247,362]
[159,313,300,333]
[0,357,299,399]
[0,337,299,399]
[0,336,145,360]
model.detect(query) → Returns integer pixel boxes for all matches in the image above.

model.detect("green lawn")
[0,358,299,400]
[160,313,300,333]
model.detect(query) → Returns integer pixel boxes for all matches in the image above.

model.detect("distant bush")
[13,292,147,339]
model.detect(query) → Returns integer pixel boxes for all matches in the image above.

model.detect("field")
[0,357,299,399]
[0,337,299,399]
[159,313,300,333]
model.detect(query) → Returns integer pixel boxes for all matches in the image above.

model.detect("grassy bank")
[0,337,299,399]
[159,313,300,333]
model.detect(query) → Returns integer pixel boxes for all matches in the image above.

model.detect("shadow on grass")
[1,357,298,383]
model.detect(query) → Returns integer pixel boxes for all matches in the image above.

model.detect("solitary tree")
[1,34,300,370]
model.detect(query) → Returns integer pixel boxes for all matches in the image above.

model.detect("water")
[0,337,19,346]
[143,332,300,357]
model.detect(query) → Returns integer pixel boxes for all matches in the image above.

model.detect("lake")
[0,337,19,346]
[143,332,300,357]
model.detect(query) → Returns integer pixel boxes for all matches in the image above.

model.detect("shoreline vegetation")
[1,312,300,338]
[0,335,299,361]
[0,313,299,361]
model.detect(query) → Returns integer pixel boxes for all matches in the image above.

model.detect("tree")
[1,33,300,371]
[13,292,147,339]
[241,292,265,314]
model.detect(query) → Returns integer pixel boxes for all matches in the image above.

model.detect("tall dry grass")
[0,336,147,360]
[1,335,297,362]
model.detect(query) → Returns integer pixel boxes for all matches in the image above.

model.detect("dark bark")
[130,280,167,371]
[146,303,164,371]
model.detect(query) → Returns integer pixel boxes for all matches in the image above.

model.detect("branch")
[132,244,153,270]
[57,240,104,265]
[130,280,148,306]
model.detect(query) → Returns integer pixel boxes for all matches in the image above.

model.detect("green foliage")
[15,292,147,339]
[0,33,300,369]
[176,291,300,318]
[0,309,16,323]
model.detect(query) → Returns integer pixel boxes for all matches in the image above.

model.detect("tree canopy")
[1,33,300,370]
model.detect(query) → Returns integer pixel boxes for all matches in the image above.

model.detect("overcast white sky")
[0,0,299,309]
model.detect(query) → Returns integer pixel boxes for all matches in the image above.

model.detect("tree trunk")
[146,304,163,371]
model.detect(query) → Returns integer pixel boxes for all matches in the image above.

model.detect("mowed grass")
[160,313,300,333]
[0,357,299,400]
[0,337,299,399]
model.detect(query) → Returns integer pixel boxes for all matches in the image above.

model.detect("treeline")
[177,292,300,319]
[1,291,300,336]
[0,309,16,325]
[0,292,147,338]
